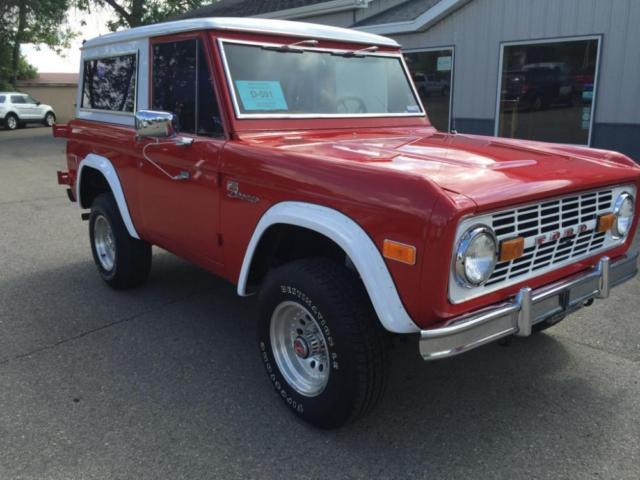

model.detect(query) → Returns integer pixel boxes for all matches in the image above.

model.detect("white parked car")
[0,92,56,130]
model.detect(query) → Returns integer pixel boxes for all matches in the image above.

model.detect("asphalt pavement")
[0,127,639,479]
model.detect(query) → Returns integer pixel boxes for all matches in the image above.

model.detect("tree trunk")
[129,0,145,27]
[10,0,27,88]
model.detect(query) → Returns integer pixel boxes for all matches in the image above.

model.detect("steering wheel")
[336,96,368,114]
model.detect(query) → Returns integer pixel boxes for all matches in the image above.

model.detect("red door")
[137,33,227,270]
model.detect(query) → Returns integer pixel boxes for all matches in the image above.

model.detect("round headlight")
[455,226,498,288]
[613,192,635,238]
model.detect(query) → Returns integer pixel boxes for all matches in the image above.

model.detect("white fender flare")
[237,201,420,334]
[77,153,140,239]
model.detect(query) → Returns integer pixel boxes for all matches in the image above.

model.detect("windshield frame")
[218,38,426,120]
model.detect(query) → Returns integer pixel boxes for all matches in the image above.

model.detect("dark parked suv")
[502,63,573,111]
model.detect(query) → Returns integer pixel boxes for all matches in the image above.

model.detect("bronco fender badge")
[226,180,259,203]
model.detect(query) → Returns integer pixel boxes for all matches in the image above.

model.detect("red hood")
[244,129,640,209]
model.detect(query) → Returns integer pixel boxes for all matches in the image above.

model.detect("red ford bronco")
[55,18,640,428]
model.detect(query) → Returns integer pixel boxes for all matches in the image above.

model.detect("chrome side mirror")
[135,110,177,139]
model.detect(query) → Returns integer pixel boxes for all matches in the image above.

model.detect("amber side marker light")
[382,240,416,266]
[597,213,615,233]
[499,237,525,262]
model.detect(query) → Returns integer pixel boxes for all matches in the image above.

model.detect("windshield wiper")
[332,45,379,58]
[261,39,318,53]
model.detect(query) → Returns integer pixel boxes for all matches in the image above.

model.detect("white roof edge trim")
[256,0,371,20]
[355,0,472,35]
[82,17,399,50]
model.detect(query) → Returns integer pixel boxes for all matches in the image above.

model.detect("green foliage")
[0,0,213,88]
[0,0,75,87]
[76,0,213,30]
[0,50,37,90]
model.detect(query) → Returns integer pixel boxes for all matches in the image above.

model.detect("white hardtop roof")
[82,17,400,50]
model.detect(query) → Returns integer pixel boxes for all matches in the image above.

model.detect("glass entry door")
[404,48,454,132]
[496,37,600,145]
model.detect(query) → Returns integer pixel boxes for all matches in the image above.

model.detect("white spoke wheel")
[89,192,152,289]
[270,301,330,397]
[258,258,388,429]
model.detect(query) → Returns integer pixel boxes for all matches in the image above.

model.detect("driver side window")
[152,37,224,137]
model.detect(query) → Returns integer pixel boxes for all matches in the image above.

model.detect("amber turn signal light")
[499,236,525,262]
[597,213,615,233]
[382,239,416,266]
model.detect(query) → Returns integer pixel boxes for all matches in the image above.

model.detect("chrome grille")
[448,184,635,304]
[486,189,613,286]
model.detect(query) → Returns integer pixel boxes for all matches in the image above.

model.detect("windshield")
[221,41,423,118]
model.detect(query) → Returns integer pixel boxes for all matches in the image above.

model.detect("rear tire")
[5,113,18,130]
[89,193,151,289]
[258,258,388,429]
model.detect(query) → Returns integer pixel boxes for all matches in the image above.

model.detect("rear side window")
[11,95,26,104]
[81,54,137,112]
[0,95,5,103]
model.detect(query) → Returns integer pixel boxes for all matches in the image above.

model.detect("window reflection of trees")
[82,54,137,112]
[152,40,198,133]
[151,39,223,137]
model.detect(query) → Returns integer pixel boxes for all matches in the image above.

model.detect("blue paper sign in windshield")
[235,80,288,111]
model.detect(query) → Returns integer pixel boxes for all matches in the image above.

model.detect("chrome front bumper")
[420,254,638,360]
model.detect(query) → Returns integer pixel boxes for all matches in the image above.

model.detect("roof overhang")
[255,0,372,20]
[82,17,399,49]
[355,0,472,35]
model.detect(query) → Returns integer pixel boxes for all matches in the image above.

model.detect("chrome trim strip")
[421,254,638,360]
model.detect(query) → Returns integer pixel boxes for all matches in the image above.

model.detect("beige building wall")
[16,85,77,123]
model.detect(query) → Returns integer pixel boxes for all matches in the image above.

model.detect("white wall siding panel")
[354,0,409,23]
[299,10,355,28]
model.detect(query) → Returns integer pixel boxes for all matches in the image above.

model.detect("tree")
[77,1,213,31]
[0,0,74,88]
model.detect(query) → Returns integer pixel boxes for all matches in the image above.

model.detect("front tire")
[44,112,56,127]
[89,193,151,289]
[258,258,388,429]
